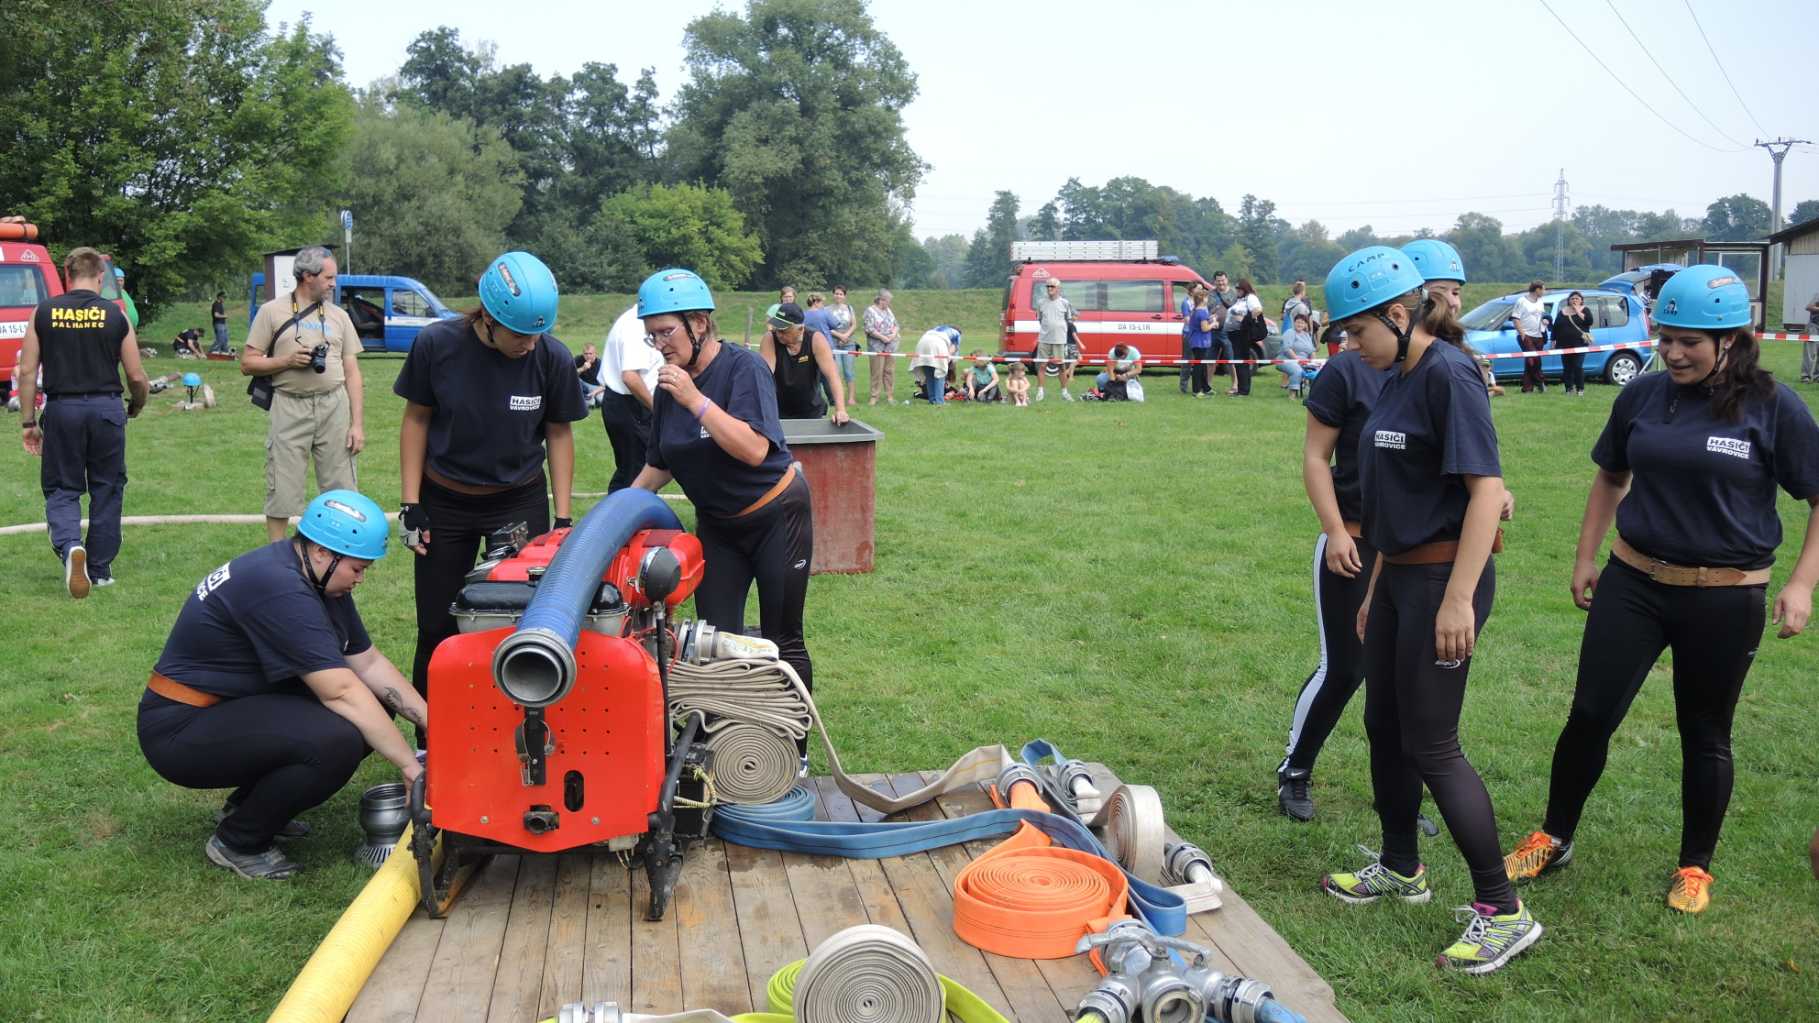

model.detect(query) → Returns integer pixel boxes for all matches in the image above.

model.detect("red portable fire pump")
[408,489,723,921]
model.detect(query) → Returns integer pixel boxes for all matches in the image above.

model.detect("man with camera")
[242,246,365,542]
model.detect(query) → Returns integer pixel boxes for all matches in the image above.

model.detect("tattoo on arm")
[379,687,404,716]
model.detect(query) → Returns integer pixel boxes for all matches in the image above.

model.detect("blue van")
[247,273,461,354]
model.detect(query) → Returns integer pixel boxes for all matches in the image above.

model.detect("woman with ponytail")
[1504,266,1819,915]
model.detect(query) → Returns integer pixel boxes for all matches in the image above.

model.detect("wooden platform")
[347,765,1350,1023]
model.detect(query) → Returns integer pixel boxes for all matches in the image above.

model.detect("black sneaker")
[1277,767,1315,822]
[215,802,312,840]
[205,834,301,879]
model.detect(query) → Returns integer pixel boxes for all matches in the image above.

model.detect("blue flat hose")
[492,488,682,706]
[713,787,1189,938]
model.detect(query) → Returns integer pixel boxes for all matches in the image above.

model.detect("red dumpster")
[782,418,881,574]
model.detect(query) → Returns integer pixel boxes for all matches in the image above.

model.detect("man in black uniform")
[17,246,150,597]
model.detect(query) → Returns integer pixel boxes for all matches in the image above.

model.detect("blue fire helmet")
[113,267,126,279]
[637,268,716,318]
[1652,265,1751,331]
[1324,246,1425,322]
[297,489,390,560]
[1402,239,1467,284]
[181,372,203,388]
[478,251,559,335]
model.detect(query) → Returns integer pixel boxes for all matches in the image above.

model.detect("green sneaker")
[1438,901,1544,974]
[1320,846,1431,905]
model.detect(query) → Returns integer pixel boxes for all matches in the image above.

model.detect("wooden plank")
[890,772,1067,1023]
[416,855,521,1023]
[629,854,683,1013]
[582,852,633,1006]
[535,852,593,1019]
[812,775,916,936]
[345,911,444,1023]
[487,853,560,1023]
[675,840,757,1013]
[926,774,1111,1013]
[1086,764,1348,1023]
[780,785,873,949]
[723,840,809,1011]
[865,779,1016,1021]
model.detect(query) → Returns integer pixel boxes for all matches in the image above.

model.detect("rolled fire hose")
[549,925,1006,1023]
[266,823,439,1023]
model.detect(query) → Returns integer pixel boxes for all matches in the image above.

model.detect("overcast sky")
[267,0,1817,241]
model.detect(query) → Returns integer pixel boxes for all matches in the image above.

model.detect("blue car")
[248,272,461,353]
[1460,287,1654,387]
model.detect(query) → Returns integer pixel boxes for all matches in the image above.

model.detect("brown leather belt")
[424,467,542,497]
[735,463,798,518]
[1612,536,1771,587]
[147,671,221,708]
[1383,529,1505,566]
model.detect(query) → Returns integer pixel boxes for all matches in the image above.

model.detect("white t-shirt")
[600,305,662,397]
[1514,295,1547,337]
[1111,345,1142,371]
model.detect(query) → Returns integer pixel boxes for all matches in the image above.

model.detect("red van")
[998,240,1208,371]
[0,221,63,401]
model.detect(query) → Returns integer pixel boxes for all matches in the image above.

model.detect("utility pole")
[1755,138,1810,278]
[1551,168,1570,282]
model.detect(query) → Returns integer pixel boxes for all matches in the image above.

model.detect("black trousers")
[1542,557,1765,870]
[1283,532,1379,773]
[138,691,368,852]
[1232,341,1256,395]
[410,477,550,738]
[1364,559,1515,911]
[1189,348,1212,394]
[600,390,651,494]
[1560,353,1586,391]
[694,473,814,752]
[41,396,127,577]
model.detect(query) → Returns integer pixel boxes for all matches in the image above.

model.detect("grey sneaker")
[206,834,301,879]
[1277,767,1315,822]
[214,802,311,840]
[65,545,90,599]
[1321,845,1432,905]
[1438,901,1543,974]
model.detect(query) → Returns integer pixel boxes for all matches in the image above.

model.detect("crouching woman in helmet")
[137,490,428,880]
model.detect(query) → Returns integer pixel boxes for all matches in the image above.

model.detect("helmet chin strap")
[296,537,341,598]
[681,315,705,370]
[1376,309,1414,364]
[1698,338,1733,389]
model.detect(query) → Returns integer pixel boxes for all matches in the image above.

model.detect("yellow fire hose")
[266,822,435,1023]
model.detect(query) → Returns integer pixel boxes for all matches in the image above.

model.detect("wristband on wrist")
[693,396,713,420]
[22,420,37,429]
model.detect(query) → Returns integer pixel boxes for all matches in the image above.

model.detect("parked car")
[1460,287,1653,387]
[998,240,1209,371]
[247,272,460,353]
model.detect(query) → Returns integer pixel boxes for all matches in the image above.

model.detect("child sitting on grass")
[1005,362,1030,406]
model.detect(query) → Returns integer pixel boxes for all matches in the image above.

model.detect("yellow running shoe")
[1503,830,1572,883]
[1667,866,1713,914]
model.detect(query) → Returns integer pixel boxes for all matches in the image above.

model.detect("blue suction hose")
[491,489,682,706]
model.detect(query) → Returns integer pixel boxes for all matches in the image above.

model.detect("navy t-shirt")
[648,343,794,520]
[1593,373,1819,569]
[394,317,588,487]
[1304,349,1391,525]
[153,541,372,700]
[1359,342,1503,556]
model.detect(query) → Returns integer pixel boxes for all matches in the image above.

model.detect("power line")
[1682,0,1769,137]
[1603,0,1749,147]
[1535,0,1745,153]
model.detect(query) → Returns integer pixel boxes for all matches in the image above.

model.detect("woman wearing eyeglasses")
[393,251,588,740]
[630,269,817,762]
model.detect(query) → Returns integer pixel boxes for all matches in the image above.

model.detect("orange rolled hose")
[952,779,1130,959]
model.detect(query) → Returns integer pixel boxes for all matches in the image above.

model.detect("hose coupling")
[1164,840,1216,885]
[557,1002,624,1023]
[996,763,1041,800]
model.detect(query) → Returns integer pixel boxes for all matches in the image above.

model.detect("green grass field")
[2,300,1816,1022]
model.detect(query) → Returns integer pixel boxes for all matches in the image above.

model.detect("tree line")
[3,0,1811,318]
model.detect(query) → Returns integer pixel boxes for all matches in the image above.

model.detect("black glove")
[553,516,573,530]
[401,503,431,549]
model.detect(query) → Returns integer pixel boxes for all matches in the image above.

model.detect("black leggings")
[1560,353,1586,391]
[410,476,550,737]
[1363,559,1514,911]
[1189,348,1212,395]
[694,473,814,749]
[138,692,368,852]
[1233,342,1256,395]
[1543,557,1765,870]
[1282,532,1378,773]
